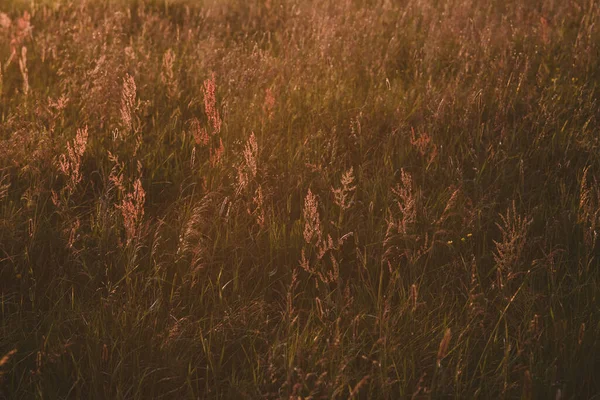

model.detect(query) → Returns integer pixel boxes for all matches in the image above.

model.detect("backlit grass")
[0,0,599,398]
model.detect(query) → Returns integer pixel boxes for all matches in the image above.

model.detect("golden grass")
[0,0,599,398]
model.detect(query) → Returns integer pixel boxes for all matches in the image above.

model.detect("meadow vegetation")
[0,0,599,398]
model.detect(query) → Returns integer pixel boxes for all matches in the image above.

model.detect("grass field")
[1,0,599,398]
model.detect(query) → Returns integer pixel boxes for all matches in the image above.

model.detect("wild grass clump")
[1,0,599,398]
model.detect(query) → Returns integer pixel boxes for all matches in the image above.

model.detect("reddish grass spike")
[493,201,532,284]
[203,73,221,135]
[190,118,209,146]
[243,132,258,178]
[332,167,356,210]
[66,218,80,249]
[303,188,322,244]
[437,187,460,225]
[120,74,136,131]
[58,126,88,193]
[116,177,146,247]
[388,168,416,235]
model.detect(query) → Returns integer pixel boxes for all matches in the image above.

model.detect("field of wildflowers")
[0,0,599,398]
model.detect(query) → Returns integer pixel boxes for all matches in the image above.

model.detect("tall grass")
[1,0,599,398]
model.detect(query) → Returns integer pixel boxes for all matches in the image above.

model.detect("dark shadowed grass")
[1,0,599,398]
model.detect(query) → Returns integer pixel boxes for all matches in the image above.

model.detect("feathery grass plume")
[189,117,209,147]
[58,126,89,193]
[107,151,126,193]
[382,169,419,264]
[164,316,189,347]
[316,234,334,261]
[47,94,70,135]
[493,201,532,288]
[235,132,259,195]
[410,127,430,155]
[390,168,416,235]
[209,137,224,167]
[392,169,417,234]
[327,253,339,283]
[203,73,221,135]
[303,188,322,245]
[177,194,215,272]
[65,217,80,249]
[120,73,137,132]
[161,48,179,99]
[235,164,248,196]
[579,166,592,217]
[436,328,452,368]
[436,187,460,225]
[252,185,265,227]
[116,176,146,247]
[410,127,438,168]
[300,248,312,273]
[332,167,356,211]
